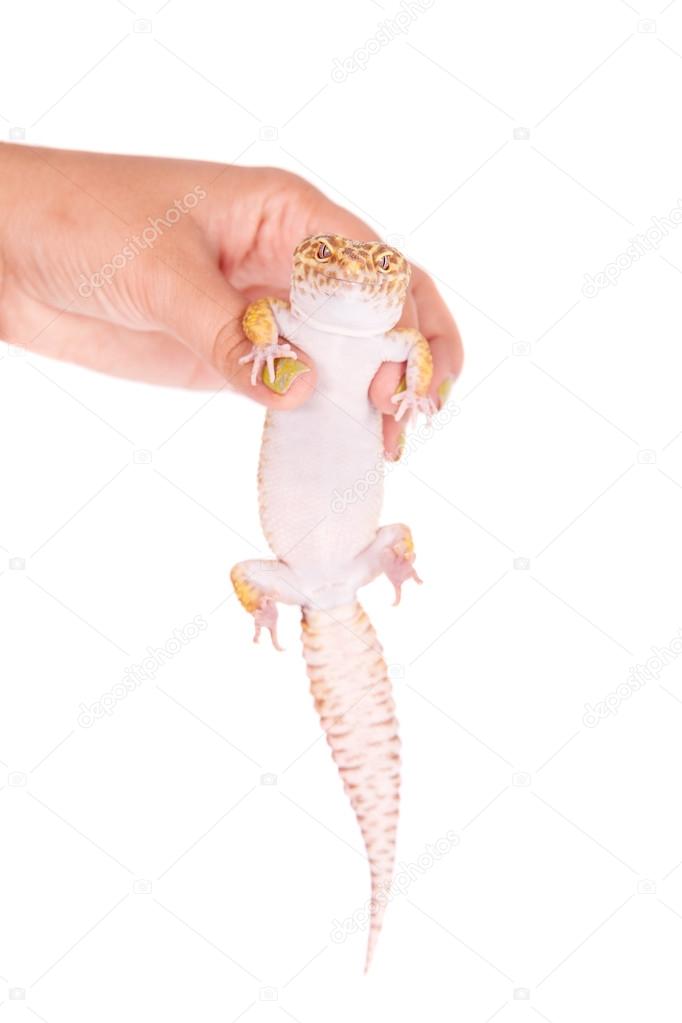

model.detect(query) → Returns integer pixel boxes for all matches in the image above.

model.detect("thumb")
[141,247,316,408]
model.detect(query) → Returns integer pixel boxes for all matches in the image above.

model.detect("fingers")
[382,413,405,462]
[410,267,464,405]
[369,360,404,416]
[370,269,463,459]
[221,333,317,407]
[3,290,310,394]
[138,245,316,408]
[369,364,405,462]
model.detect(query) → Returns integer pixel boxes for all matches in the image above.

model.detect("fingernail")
[437,375,455,407]
[263,357,310,394]
[384,430,406,463]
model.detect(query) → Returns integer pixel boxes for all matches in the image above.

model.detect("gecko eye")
[376,254,391,272]
[316,242,332,261]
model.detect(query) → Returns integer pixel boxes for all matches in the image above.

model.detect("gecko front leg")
[239,297,297,386]
[384,327,435,423]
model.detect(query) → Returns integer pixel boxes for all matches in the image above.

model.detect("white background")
[2,0,682,1019]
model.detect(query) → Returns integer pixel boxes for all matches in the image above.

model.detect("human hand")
[0,144,462,457]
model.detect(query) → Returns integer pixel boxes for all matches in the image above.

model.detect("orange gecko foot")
[253,597,284,651]
[380,540,423,605]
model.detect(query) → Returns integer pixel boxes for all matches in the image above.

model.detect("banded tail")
[301,601,400,971]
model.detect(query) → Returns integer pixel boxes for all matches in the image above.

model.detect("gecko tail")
[301,600,400,972]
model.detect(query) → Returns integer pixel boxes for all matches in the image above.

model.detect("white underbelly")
[257,329,386,575]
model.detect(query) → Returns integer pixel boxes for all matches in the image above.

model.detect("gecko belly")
[258,378,385,601]
[259,395,383,567]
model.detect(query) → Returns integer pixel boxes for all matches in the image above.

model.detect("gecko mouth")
[318,272,375,286]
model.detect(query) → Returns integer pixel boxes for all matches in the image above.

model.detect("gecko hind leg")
[381,528,422,606]
[230,559,300,650]
[355,524,423,605]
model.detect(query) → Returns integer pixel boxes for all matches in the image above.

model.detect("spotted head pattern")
[291,235,411,322]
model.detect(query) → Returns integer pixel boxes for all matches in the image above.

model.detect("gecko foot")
[380,539,423,606]
[231,559,301,651]
[239,342,297,387]
[391,389,436,424]
[253,598,284,651]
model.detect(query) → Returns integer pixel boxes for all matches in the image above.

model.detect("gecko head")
[290,234,411,333]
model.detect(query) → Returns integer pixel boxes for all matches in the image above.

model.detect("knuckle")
[213,326,248,377]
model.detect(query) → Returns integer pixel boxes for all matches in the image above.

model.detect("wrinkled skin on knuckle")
[212,322,246,377]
